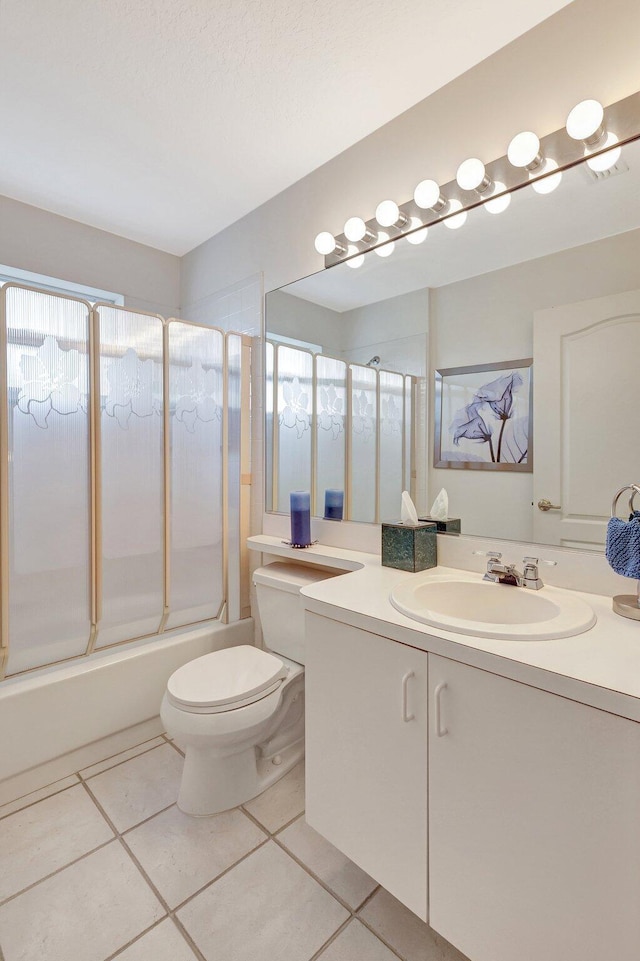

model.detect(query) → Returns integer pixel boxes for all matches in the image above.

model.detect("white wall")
[181,0,640,307]
[0,194,180,317]
[429,227,640,540]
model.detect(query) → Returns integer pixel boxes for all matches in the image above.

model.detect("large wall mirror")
[265,126,640,553]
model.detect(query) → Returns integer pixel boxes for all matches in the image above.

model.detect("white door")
[429,654,640,961]
[305,612,428,920]
[533,288,640,548]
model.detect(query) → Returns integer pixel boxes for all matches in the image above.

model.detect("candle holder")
[289,491,312,548]
[324,489,344,521]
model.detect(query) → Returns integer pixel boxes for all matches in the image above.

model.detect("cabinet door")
[305,612,428,919]
[429,654,640,961]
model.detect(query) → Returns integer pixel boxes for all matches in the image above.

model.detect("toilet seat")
[167,645,288,715]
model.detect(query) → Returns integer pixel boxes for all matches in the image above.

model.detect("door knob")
[537,498,561,512]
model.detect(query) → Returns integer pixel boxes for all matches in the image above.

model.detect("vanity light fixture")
[566,98,621,172]
[374,231,395,256]
[406,217,429,244]
[345,244,365,268]
[314,232,346,256]
[443,199,467,229]
[414,179,448,213]
[456,157,492,194]
[344,216,377,244]
[507,131,544,171]
[375,200,409,229]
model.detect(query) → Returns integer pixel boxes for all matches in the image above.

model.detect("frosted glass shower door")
[315,355,346,515]
[275,345,312,513]
[165,322,224,628]
[349,365,377,523]
[3,286,92,673]
[96,306,164,646]
[379,371,405,522]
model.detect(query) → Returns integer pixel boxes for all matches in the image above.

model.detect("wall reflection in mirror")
[265,131,640,552]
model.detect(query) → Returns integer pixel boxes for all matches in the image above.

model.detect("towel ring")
[611,484,640,518]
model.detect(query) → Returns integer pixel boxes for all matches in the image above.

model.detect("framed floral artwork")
[434,358,533,471]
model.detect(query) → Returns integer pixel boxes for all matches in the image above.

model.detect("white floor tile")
[0,784,113,902]
[278,816,377,909]
[0,776,80,820]
[124,804,266,907]
[317,919,400,961]
[359,888,470,961]
[243,760,305,832]
[115,919,198,961]
[79,737,166,779]
[85,744,183,832]
[0,841,165,961]
[177,840,348,961]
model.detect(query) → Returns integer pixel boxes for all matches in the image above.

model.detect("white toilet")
[161,561,337,816]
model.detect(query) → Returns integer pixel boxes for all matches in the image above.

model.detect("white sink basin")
[389,573,596,641]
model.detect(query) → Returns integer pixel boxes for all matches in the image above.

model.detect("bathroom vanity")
[248,535,640,961]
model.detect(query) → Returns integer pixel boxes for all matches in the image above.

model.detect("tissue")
[429,488,449,522]
[401,490,420,527]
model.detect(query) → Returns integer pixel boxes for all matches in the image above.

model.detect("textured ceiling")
[0,0,573,254]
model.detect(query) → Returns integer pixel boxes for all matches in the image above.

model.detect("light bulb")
[507,131,542,169]
[456,158,489,192]
[374,231,395,257]
[484,183,511,214]
[531,158,562,195]
[586,132,621,171]
[344,217,367,242]
[376,200,401,227]
[443,199,467,229]
[414,179,443,210]
[346,244,364,268]
[566,99,604,142]
[406,217,428,245]
[314,231,337,255]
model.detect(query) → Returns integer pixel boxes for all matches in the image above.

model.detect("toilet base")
[178,736,304,817]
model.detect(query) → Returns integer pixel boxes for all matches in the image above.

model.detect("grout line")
[356,911,407,961]
[271,809,305,837]
[78,741,172,782]
[163,737,185,758]
[307,917,353,961]
[171,836,271,914]
[270,833,362,916]
[170,913,209,961]
[0,837,116,908]
[119,802,178,837]
[103,917,168,961]
[0,776,81,822]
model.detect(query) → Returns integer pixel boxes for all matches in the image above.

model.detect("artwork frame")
[434,358,533,472]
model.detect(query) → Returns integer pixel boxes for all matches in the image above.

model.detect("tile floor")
[0,732,469,961]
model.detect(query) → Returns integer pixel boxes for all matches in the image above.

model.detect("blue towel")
[606,514,640,578]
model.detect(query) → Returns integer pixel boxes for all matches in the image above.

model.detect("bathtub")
[0,618,254,800]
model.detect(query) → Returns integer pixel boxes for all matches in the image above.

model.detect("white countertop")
[248,535,640,723]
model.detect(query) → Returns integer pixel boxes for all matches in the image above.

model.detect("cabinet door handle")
[434,682,448,737]
[401,671,415,722]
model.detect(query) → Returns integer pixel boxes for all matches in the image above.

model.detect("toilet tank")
[252,562,342,664]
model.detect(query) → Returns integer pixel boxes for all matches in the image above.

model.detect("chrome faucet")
[480,552,546,590]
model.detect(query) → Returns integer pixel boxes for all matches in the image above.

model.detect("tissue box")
[381,521,437,573]
[419,515,461,534]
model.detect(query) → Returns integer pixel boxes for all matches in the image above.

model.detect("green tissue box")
[381,521,437,573]
[419,515,461,534]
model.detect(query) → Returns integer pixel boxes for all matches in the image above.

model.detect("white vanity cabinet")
[428,654,640,961]
[305,612,429,920]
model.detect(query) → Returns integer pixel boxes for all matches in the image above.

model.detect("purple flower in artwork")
[451,403,495,460]
[474,371,523,420]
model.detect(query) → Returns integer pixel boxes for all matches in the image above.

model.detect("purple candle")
[324,489,344,521]
[290,491,311,547]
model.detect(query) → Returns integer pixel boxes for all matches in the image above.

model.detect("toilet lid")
[167,645,288,712]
